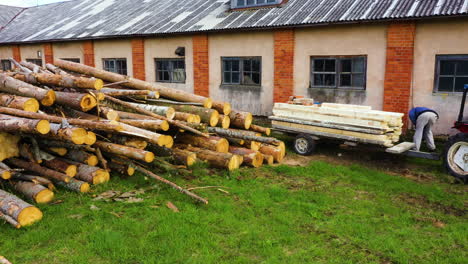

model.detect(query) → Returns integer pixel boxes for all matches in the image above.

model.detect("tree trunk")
[108,161,135,176]
[108,135,148,150]
[103,107,157,121]
[118,122,172,147]
[229,110,253,130]
[175,144,240,171]
[258,144,285,163]
[38,139,96,153]
[73,163,109,185]
[9,72,104,90]
[0,107,123,132]
[42,157,77,177]
[97,107,120,121]
[250,124,271,136]
[0,93,39,112]
[55,178,90,193]
[98,88,154,97]
[104,101,175,119]
[174,112,197,123]
[207,127,281,145]
[120,119,169,132]
[54,59,212,107]
[94,141,155,163]
[11,181,54,204]
[63,149,98,166]
[55,91,97,112]
[228,146,264,168]
[263,154,274,165]
[212,101,231,115]
[244,140,261,151]
[150,102,219,126]
[7,158,72,183]
[226,137,245,146]
[49,123,88,145]
[147,144,197,167]
[0,114,50,135]
[0,189,43,227]
[217,115,230,129]
[0,73,56,106]
[176,134,229,153]
[0,167,11,180]
[12,174,54,190]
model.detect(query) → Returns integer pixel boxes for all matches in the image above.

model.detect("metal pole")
[458,84,468,123]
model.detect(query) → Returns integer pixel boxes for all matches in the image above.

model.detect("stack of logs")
[0,59,285,228]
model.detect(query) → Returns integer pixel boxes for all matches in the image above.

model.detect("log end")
[85,132,97,145]
[35,189,54,204]
[210,110,220,127]
[71,128,88,145]
[105,109,120,121]
[252,152,264,168]
[216,138,229,153]
[186,114,196,123]
[1,170,11,180]
[186,153,197,167]
[96,92,105,101]
[166,107,176,120]
[94,79,104,90]
[80,182,91,193]
[66,165,77,177]
[203,98,213,109]
[145,152,155,163]
[244,113,253,130]
[250,141,261,151]
[228,156,239,171]
[193,115,201,124]
[86,155,99,166]
[265,128,271,136]
[81,94,98,112]
[24,98,40,113]
[263,155,274,165]
[223,102,232,115]
[41,90,56,106]
[127,166,135,176]
[221,115,230,129]
[36,120,51,135]
[18,206,43,227]
[161,120,170,131]
[49,147,67,156]
[93,170,109,185]
[164,135,174,148]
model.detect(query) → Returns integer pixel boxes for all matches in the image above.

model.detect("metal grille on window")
[155,59,186,83]
[436,56,468,93]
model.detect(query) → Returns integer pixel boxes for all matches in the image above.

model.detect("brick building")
[0,0,467,134]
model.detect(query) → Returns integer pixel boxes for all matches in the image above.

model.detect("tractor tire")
[443,133,468,183]
[294,134,316,156]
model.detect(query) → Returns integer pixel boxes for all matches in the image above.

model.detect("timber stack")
[271,100,403,147]
[0,59,284,228]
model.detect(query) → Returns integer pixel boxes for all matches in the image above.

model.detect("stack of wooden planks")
[0,59,284,228]
[270,102,403,147]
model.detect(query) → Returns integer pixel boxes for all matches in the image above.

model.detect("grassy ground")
[1,144,466,263]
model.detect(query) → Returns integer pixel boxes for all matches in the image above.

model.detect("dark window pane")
[163,72,170,81]
[440,60,456,75]
[341,59,352,73]
[247,0,255,5]
[352,74,365,87]
[252,59,260,72]
[439,77,454,92]
[244,59,251,72]
[324,60,335,72]
[455,77,468,92]
[324,74,335,86]
[223,72,231,84]
[223,60,231,71]
[313,74,324,86]
[232,60,240,72]
[243,73,254,85]
[314,59,324,72]
[456,61,468,75]
[340,74,351,86]
[237,0,245,6]
[232,72,240,84]
[257,0,266,4]
[252,73,260,85]
[353,58,365,73]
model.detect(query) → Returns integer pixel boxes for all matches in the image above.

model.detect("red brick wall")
[383,23,416,128]
[193,34,209,97]
[43,43,54,64]
[12,45,21,62]
[83,40,95,67]
[132,38,145,80]
[274,29,295,103]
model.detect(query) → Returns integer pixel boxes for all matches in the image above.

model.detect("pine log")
[7,158,72,183]
[56,178,90,193]
[258,144,285,163]
[0,133,20,162]
[229,110,253,130]
[48,147,67,156]
[108,135,148,150]
[149,103,219,126]
[63,149,98,166]
[42,157,77,177]
[49,123,88,145]
[103,95,209,138]
[120,119,169,132]
[218,115,230,129]
[124,102,175,119]
[175,144,240,171]
[263,154,274,165]
[212,101,232,115]
[0,114,50,135]
[55,91,97,112]
[108,161,135,176]
[0,107,123,132]
[173,121,207,133]
[0,73,56,106]
[12,174,54,190]
[98,88,155,97]
[19,61,46,73]
[73,163,109,185]
[226,137,245,146]
[85,131,97,145]
[207,127,281,146]
[94,141,155,163]
[0,167,11,180]
[9,71,104,90]
[245,140,262,151]
[103,107,158,121]
[119,122,172,147]
[174,112,197,123]
[97,107,120,121]
[250,124,271,136]
[228,146,264,168]
[0,93,39,112]
[147,144,197,167]
[176,134,229,153]
[0,189,43,227]
[54,59,212,107]
[11,181,54,204]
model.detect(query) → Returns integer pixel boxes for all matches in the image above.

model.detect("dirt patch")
[396,193,466,217]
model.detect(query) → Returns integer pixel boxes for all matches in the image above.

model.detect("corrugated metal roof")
[1,0,468,44]
[0,5,24,31]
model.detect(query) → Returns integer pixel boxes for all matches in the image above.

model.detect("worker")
[409,107,439,151]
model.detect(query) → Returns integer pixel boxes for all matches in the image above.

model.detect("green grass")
[1,160,466,264]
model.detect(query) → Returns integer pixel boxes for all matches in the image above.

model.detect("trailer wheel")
[443,133,468,183]
[294,134,316,156]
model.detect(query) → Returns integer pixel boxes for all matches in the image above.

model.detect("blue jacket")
[409,107,439,125]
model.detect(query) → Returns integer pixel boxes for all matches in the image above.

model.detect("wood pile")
[271,101,403,147]
[0,59,283,228]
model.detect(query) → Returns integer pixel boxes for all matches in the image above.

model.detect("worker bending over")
[409,107,439,151]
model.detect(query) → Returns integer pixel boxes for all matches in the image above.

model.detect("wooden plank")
[321,103,372,111]
[405,151,440,160]
[386,142,415,154]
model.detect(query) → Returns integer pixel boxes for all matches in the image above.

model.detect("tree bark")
[9,71,104,90]
[94,141,155,163]
[228,146,264,168]
[0,73,56,106]
[258,144,285,163]
[229,110,253,130]
[55,178,90,193]
[0,93,39,112]
[11,181,55,204]
[108,161,135,176]
[118,122,172,147]
[174,112,197,123]
[49,123,88,145]
[42,157,77,177]
[175,144,240,171]
[250,124,271,136]
[212,101,231,115]
[103,100,175,119]
[98,88,155,97]
[207,127,281,145]
[54,59,212,107]
[0,189,43,227]
[7,158,72,183]
[55,91,97,112]
[147,144,197,167]
[150,102,219,126]
[0,114,50,135]
[12,174,54,190]
[63,149,98,166]
[72,163,109,185]
[108,135,148,150]
[120,119,169,132]
[176,134,229,153]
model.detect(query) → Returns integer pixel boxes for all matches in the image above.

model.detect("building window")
[222,57,261,86]
[155,58,186,83]
[435,55,468,93]
[26,59,43,67]
[1,60,11,71]
[61,58,80,63]
[310,56,366,89]
[232,0,280,9]
[103,58,127,75]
